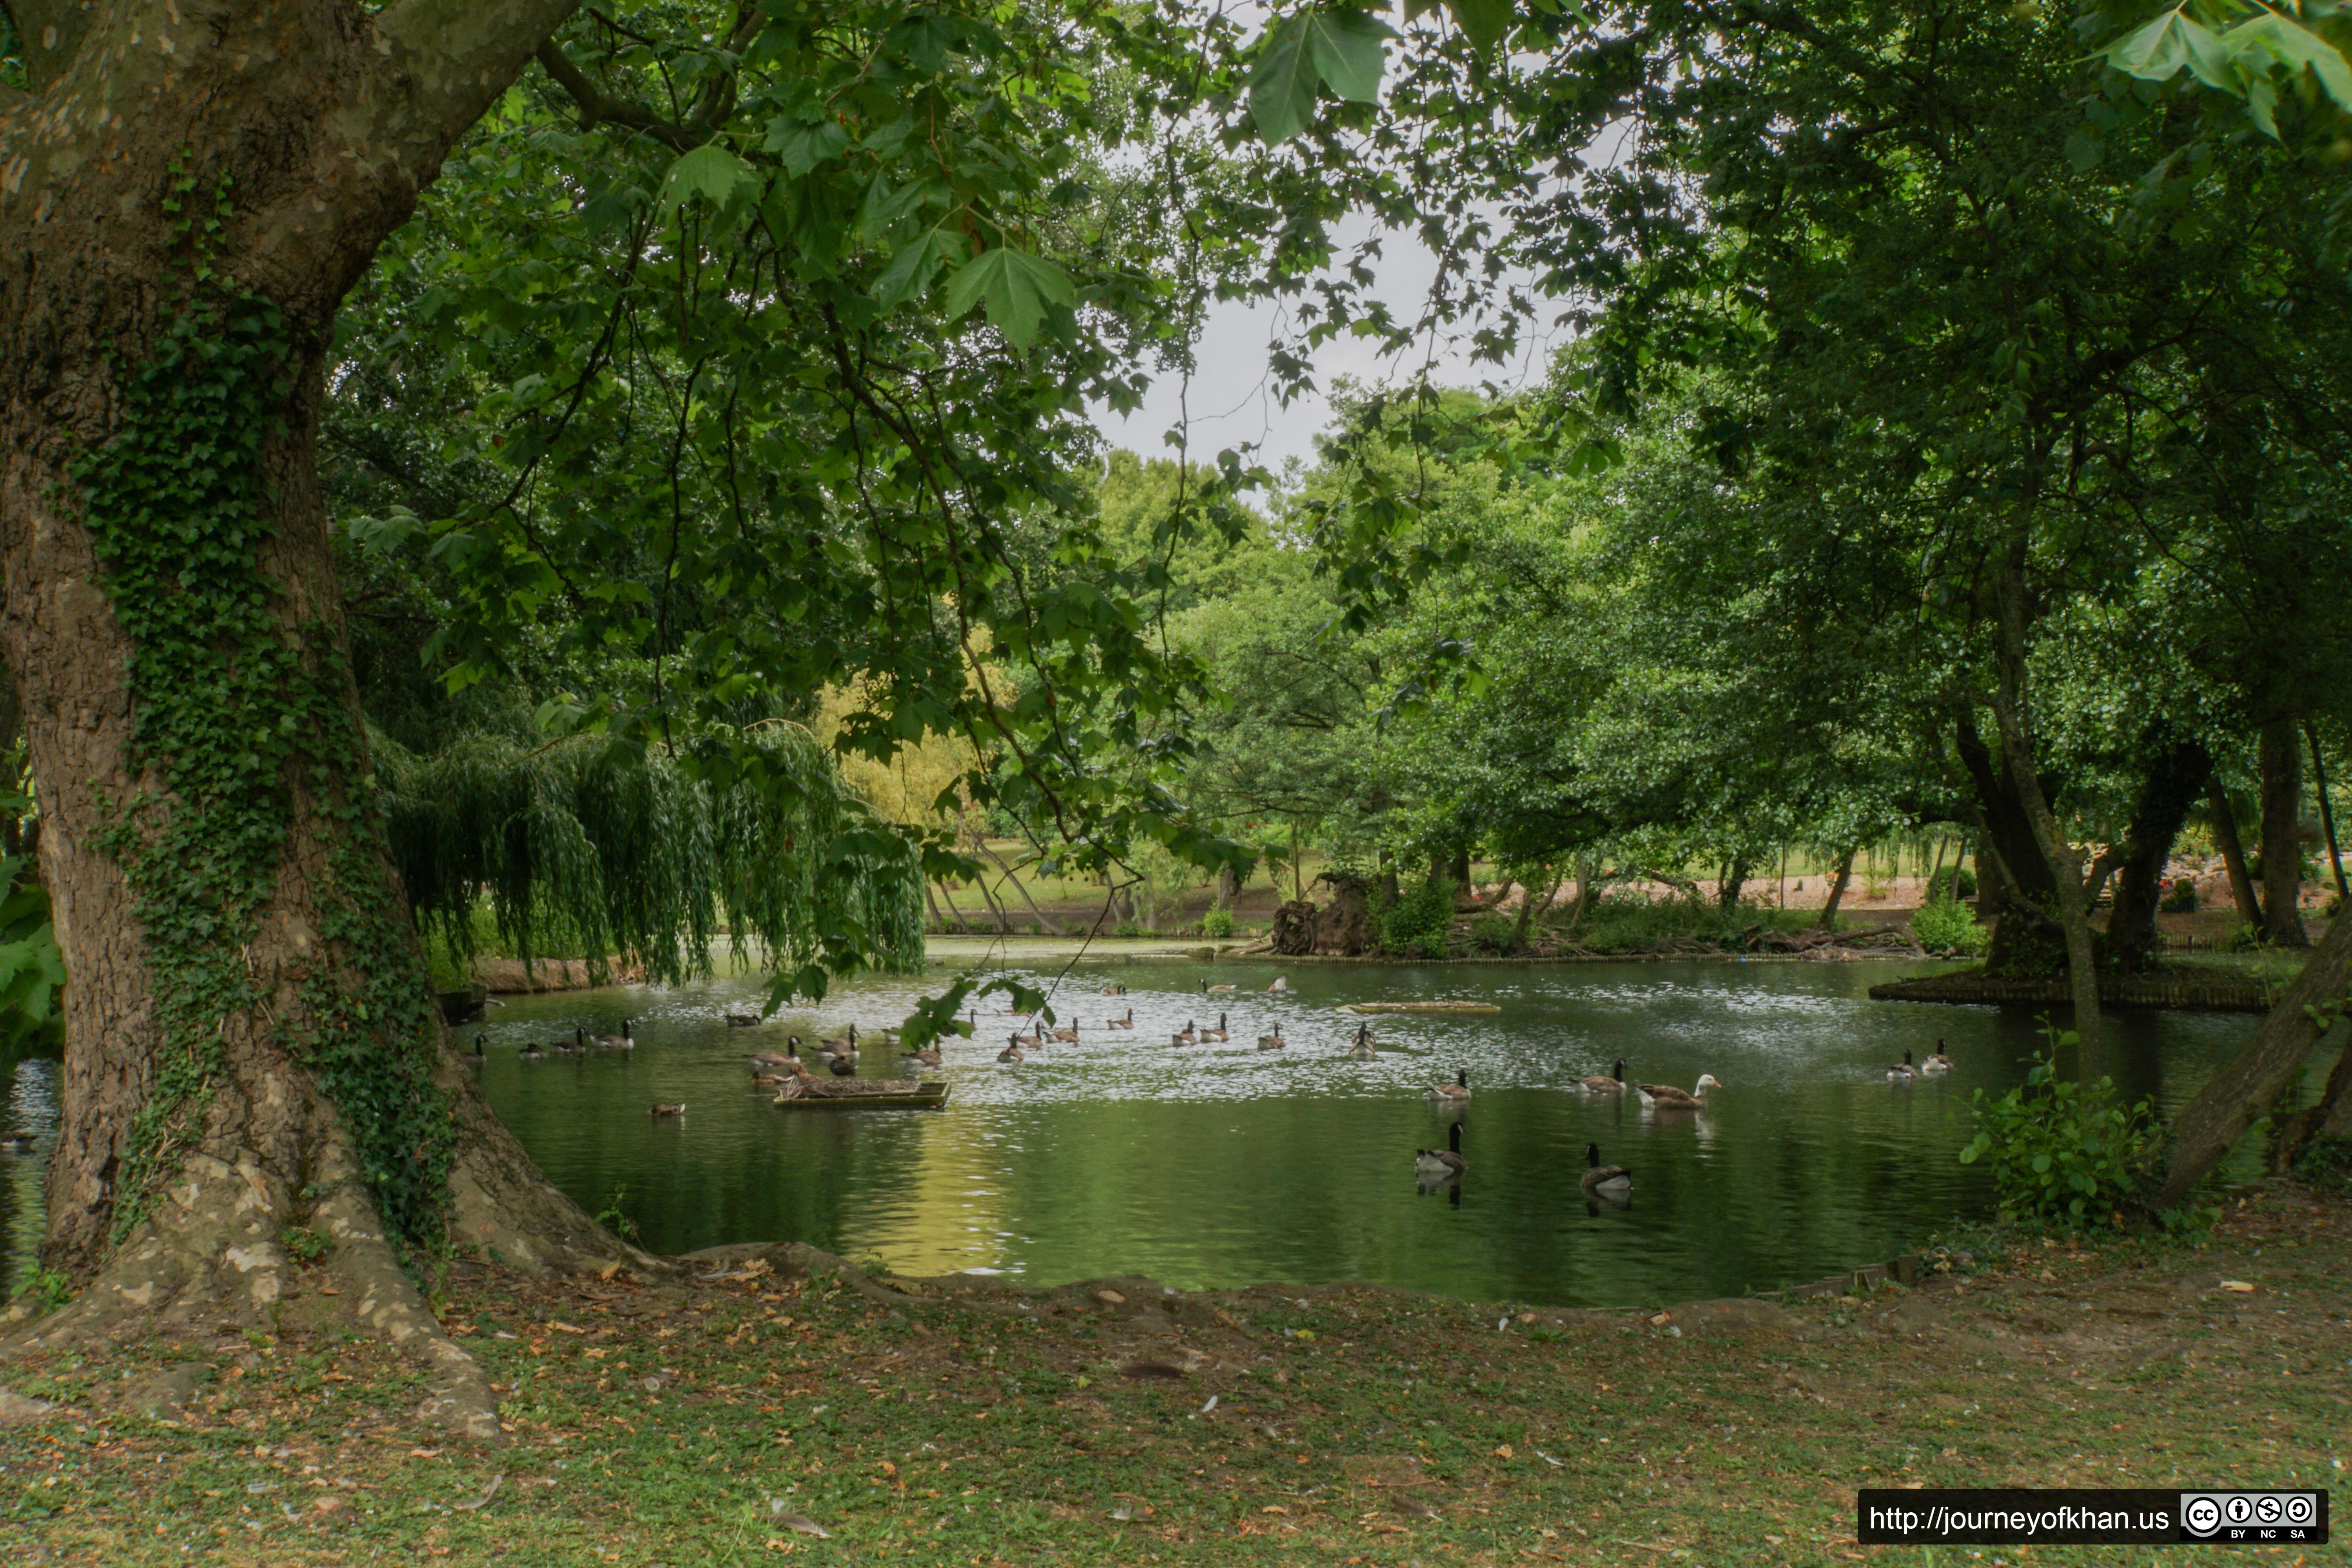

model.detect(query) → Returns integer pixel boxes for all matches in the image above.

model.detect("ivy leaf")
[942,246,1075,348]
[661,145,758,211]
[1249,8,1394,143]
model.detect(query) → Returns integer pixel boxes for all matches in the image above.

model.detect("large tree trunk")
[1955,709,2070,978]
[1817,846,1857,928]
[2207,777,2264,929]
[2258,718,2309,947]
[0,0,617,1435]
[2105,739,2211,974]
[2153,909,2352,1207]
[1991,537,2101,1074]
[1717,853,1749,913]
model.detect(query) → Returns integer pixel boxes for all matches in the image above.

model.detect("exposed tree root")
[0,1049,666,1443]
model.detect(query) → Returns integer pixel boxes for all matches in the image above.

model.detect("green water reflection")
[0,958,2315,1308]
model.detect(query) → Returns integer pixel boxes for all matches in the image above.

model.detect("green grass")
[11,1185,2343,1565]
[1560,894,1823,955]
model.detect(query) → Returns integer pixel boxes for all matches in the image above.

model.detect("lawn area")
[3,1185,2344,1566]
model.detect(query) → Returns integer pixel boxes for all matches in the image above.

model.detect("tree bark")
[1717,853,1749,913]
[2258,718,2309,947]
[1990,539,2102,1074]
[0,0,615,1428]
[2207,777,2263,929]
[2105,739,2210,974]
[1955,709,2069,977]
[1817,847,1857,928]
[2153,908,2352,1207]
[2310,726,2348,904]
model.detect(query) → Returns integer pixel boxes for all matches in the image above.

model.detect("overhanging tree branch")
[534,40,699,152]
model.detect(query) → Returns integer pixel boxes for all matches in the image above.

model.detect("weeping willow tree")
[378,726,924,1003]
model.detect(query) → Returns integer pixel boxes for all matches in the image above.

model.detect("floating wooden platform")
[773,1082,951,1109]
[1868,971,2280,1013]
[1344,1001,1503,1014]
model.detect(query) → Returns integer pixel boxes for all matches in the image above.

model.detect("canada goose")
[1922,1039,1953,1074]
[1106,1007,1135,1030]
[1203,978,1237,994]
[1009,1024,1044,1048]
[1102,983,1127,997]
[1635,1073,1721,1110]
[818,1022,858,1058]
[1573,1058,1627,1094]
[1426,1069,1470,1103]
[470,1034,486,1057]
[1256,1022,1285,1050]
[1414,1122,1466,1179]
[519,1041,546,1060]
[828,1051,858,1077]
[1267,975,1289,993]
[725,1011,761,1027]
[1171,1019,1198,1045]
[748,1042,795,1067]
[593,1020,635,1051]
[998,1035,1026,1064]
[902,1041,943,1067]
[1581,1143,1631,1196]
[0,1133,35,1154]
[554,1027,588,1056]
[1050,1020,1080,1044]
[1199,1012,1230,1042]
[1348,1023,1376,1059]
[648,1103,686,1117]
[1888,1048,1916,1083]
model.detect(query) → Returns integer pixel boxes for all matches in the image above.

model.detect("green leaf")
[1441,0,1513,51]
[1250,8,1395,142]
[766,119,849,178]
[2106,11,2194,80]
[1249,15,1320,143]
[1310,9,1394,103]
[873,230,956,310]
[661,145,757,211]
[2226,12,2352,111]
[942,247,1076,349]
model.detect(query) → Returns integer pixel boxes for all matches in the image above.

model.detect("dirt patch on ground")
[3,1185,2346,1564]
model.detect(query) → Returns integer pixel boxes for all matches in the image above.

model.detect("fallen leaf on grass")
[1394,1497,1441,1518]
[773,1513,829,1538]
[1110,1505,1138,1522]
[2219,1281,2256,1293]
[1261,1505,1289,1514]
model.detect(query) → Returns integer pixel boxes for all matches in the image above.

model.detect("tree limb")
[370,0,585,175]
[534,6,759,154]
[534,40,699,152]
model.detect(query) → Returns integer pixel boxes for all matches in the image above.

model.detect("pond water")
[0,958,2319,1308]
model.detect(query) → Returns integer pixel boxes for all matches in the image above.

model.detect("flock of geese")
[473,983,1961,1201]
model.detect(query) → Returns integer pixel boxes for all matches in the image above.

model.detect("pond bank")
[4,1183,2343,1564]
[1869,966,2286,1014]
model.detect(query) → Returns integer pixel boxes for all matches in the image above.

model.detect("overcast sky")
[1088,211,1568,486]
